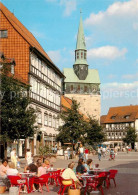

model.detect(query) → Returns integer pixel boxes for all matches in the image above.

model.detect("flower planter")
[0,186,6,194]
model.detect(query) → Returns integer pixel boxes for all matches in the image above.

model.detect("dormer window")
[111,115,116,119]
[124,115,130,119]
[11,65,14,74]
[0,30,8,38]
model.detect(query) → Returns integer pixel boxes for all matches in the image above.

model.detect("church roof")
[63,68,100,84]
[76,13,86,50]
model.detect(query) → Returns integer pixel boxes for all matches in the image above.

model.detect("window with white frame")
[37,112,42,124]
[11,65,14,74]
[56,117,59,129]
[44,113,48,126]
[53,116,56,128]
[49,114,52,127]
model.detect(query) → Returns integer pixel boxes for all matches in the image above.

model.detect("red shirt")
[85,149,89,154]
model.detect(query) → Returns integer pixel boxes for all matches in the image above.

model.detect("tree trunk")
[4,142,7,158]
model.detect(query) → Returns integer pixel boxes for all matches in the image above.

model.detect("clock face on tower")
[74,65,88,80]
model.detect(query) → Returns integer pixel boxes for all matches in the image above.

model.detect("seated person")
[76,159,87,174]
[37,163,46,177]
[0,159,9,178]
[44,159,50,169]
[0,159,10,189]
[84,159,93,173]
[26,163,38,174]
[62,163,82,187]
[6,162,20,177]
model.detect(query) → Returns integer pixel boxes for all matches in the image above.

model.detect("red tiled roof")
[100,115,107,124]
[1,53,28,85]
[103,105,138,124]
[0,2,53,65]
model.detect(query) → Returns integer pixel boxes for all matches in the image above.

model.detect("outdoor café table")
[20,172,36,192]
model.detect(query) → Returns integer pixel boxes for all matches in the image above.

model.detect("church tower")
[73,12,88,80]
[63,12,101,121]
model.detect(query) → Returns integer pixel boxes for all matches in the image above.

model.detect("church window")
[84,86,87,92]
[78,85,80,91]
[71,85,73,91]
[77,52,79,59]
[81,52,83,59]
[84,52,86,59]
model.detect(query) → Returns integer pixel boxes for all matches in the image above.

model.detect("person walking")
[98,146,102,161]
[10,148,17,168]
[102,147,106,158]
[78,144,84,159]
[25,149,33,165]
[84,148,89,161]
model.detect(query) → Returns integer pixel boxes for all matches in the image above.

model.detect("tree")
[85,116,105,146]
[0,65,37,143]
[123,127,137,145]
[56,99,87,145]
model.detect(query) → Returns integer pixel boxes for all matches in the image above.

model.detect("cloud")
[102,81,138,91]
[122,72,138,80]
[84,0,138,44]
[60,0,77,16]
[87,46,127,60]
[101,81,138,101]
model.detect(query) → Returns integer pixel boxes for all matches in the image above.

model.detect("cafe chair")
[49,170,61,186]
[107,170,118,188]
[34,173,50,193]
[84,173,106,195]
[58,176,76,195]
[8,175,29,195]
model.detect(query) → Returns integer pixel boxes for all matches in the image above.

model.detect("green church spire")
[73,10,88,80]
[76,10,86,50]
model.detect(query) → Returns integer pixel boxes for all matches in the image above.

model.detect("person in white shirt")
[78,144,84,159]
[25,149,33,165]
[10,148,17,168]
[6,162,20,177]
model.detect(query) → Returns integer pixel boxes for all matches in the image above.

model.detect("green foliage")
[123,127,137,145]
[56,99,87,145]
[0,66,37,141]
[85,116,105,145]
[39,145,52,156]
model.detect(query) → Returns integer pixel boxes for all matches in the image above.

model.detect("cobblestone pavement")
[4,152,138,195]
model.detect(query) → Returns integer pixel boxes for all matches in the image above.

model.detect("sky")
[1,0,138,115]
